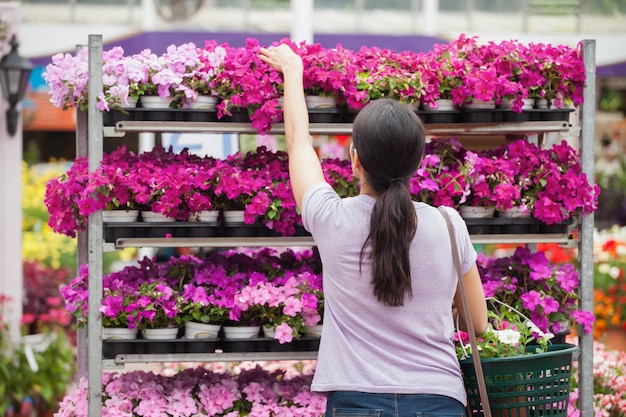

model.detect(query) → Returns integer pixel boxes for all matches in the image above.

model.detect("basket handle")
[439,208,492,417]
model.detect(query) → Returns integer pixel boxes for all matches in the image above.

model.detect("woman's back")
[303,184,476,404]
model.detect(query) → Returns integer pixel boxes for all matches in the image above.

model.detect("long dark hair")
[352,99,426,306]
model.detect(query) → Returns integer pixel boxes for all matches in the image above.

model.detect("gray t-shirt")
[302,182,476,405]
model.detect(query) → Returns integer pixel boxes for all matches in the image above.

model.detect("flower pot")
[305,95,337,109]
[304,324,323,337]
[140,211,176,223]
[102,327,138,340]
[222,325,261,340]
[263,325,275,339]
[535,98,551,109]
[497,206,531,218]
[188,95,218,110]
[184,321,221,340]
[142,327,180,340]
[222,210,245,224]
[460,206,495,219]
[140,96,174,109]
[188,210,219,223]
[103,209,139,223]
[423,99,455,111]
[463,99,495,110]
[499,98,534,111]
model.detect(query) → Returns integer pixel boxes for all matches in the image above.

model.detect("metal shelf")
[103,234,573,250]
[104,351,318,368]
[105,120,571,137]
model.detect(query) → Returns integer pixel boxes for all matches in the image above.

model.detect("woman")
[259,44,487,417]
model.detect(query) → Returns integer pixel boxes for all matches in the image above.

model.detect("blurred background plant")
[14,159,139,415]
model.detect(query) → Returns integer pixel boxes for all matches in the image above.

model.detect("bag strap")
[439,208,492,417]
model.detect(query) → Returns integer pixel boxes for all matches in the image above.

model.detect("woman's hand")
[259,44,303,76]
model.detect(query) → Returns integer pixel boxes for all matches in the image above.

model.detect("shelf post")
[578,39,596,417]
[87,34,104,417]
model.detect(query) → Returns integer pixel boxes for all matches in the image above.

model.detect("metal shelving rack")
[80,35,596,417]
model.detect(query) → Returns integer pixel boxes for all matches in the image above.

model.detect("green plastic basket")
[459,344,578,417]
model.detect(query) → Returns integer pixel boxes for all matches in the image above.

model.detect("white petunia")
[495,329,521,345]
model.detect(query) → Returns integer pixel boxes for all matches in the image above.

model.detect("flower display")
[61,247,323,340]
[45,138,598,237]
[477,246,594,336]
[57,365,326,417]
[43,35,586,131]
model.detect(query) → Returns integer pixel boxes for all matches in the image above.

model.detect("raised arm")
[259,44,326,210]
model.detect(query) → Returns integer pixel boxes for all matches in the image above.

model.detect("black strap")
[439,208,492,417]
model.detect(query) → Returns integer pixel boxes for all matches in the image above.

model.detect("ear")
[351,147,362,178]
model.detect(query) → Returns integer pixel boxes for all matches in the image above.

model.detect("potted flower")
[528,42,585,109]
[253,273,323,344]
[176,259,236,339]
[130,280,180,339]
[296,40,359,110]
[409,137,467,207]
[459,150,519,216]
[351,46,427,109]
[212,38,284,134]
[419,34,477,109]
[42,47,90,111]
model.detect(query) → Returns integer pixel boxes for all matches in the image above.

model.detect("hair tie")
[389,178,405,186]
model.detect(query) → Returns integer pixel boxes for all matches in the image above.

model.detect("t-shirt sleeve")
[301,182,336,233]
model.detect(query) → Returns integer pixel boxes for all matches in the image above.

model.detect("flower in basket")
[477,246,595,336]
[409,137,468,208]
[455,298,553,360]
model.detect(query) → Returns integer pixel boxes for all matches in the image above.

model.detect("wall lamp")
[0,35,33,136]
